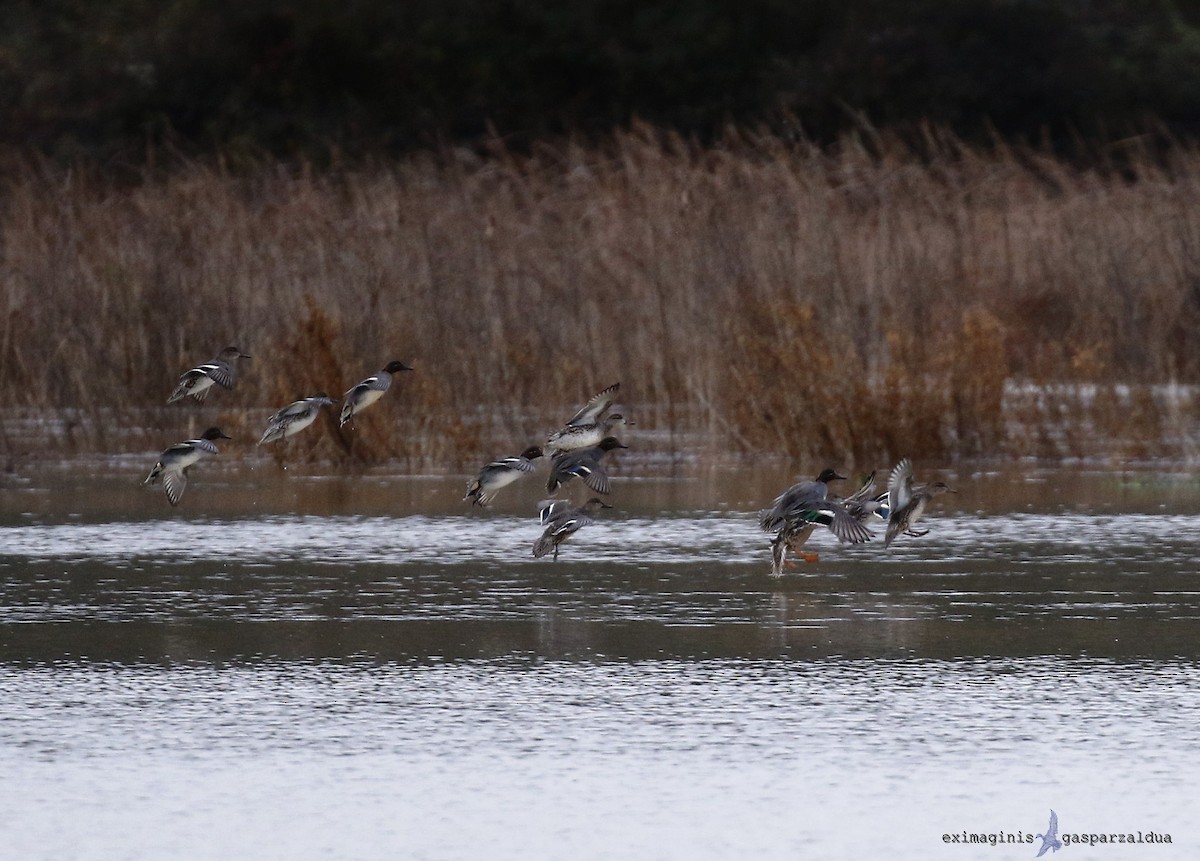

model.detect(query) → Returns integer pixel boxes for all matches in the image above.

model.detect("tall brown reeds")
[1,128,1198,467]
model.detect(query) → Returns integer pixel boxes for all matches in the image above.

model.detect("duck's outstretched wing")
[492,455,538,474]
[567,462,611,495]
[259,399,308,443]
[167,369,210,403]
[271,399,312,423]
[840,471,876,504]
[547,511,595,539]
[200,358,237,390]
[887,458,915,515]
[563,382,619,427]
[819,504,874,544]
[162,470,187,506]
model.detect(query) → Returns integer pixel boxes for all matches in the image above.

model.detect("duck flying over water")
[339,360,413,427]
[883,458,955,547]
[546,436,628,495]
[547,412,633,455]
[768,471,889,574]
[167,346,250,404]
[760,468,874,573]
[258,393,337,445]
[545,383,627,453]
[464,446,544,506]
[533,497,611,561]
[143,426,231,506]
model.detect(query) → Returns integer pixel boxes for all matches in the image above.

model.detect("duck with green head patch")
[760,468,874,573]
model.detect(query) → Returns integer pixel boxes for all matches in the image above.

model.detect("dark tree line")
[4,0,1200,163]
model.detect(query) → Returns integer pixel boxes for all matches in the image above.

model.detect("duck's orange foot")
[798,552,820,563]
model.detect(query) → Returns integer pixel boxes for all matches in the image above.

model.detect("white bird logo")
[1035,809,1062,857]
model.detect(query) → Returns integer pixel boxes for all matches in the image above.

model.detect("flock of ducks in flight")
[145,347,954,574]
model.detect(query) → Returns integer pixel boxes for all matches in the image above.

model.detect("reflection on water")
[1,463,1199,859]
[2,508,1199,661]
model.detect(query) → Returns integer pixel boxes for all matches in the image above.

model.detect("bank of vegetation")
[1,128,1197,466]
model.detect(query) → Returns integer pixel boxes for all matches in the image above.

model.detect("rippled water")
[2,462,1199,859]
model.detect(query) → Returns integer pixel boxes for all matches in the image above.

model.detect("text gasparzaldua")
[942,831,1173,846]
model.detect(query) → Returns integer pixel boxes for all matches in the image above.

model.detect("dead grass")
[1,128,1198,466]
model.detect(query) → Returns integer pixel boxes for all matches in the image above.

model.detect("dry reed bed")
[1,130,1198,467]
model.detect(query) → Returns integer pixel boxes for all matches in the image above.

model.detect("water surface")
[2,461,1198,859]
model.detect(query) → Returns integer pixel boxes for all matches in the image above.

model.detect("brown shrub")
[1,128,1197,465]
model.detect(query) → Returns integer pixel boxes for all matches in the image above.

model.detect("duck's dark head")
[384,360,414,373]
[815,468,846,484]
[928,481,956,495]
[221,346,251,360]
[583,497,613,511]
[598,437,628,451]
[521,446,545,460]
[201,427,232,441]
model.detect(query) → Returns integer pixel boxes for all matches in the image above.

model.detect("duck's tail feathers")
[532,535,555,558]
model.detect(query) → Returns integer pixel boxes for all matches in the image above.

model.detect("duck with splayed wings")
[167,346,251,404]
[464,446,544,506]
[760,468,874,573]
[533,497,611,561]
[143,427,231,506]
[545,382,633,453]
[258,393,337,445]
[883,458,955,547]
[546,436,628,495]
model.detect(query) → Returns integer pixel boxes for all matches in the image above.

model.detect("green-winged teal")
[546,436,627,495]
[258,393,336,445]
[143,426,231,506]
[533,497,611,560]
[339,360,412,427]
[884,458,955,547]
[545,383,627,453]
[167,347,250,404]
[464,446,544,506]
[760,468,874,573]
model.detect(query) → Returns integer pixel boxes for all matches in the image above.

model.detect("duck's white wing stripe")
[201,361,236,389]
[538,500,572,525]
[162,470,187,506]
[580,467,611,495]
[550,514,595,537]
